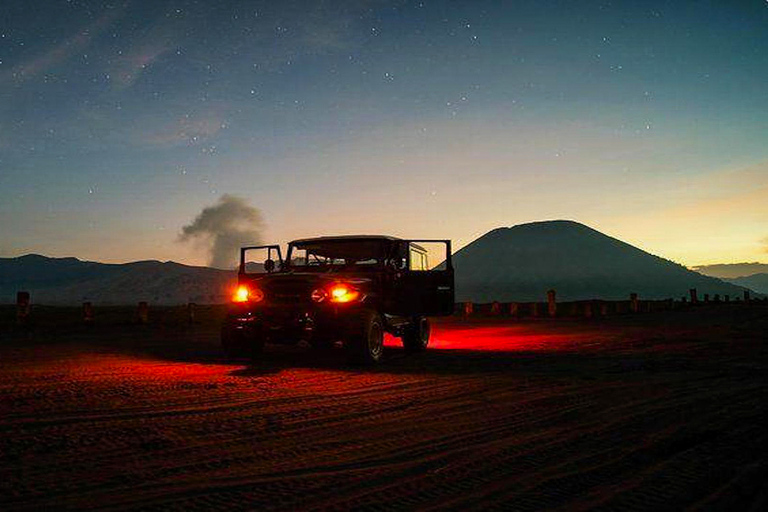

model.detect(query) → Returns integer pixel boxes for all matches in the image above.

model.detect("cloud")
[178,195,264,269]
[0,8,121,84]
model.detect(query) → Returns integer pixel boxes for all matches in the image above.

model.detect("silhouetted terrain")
[0,255,235,305]
[453,220,753,302]
[3,222,757,305]
[693,262,768,279]
[724,273,768,294]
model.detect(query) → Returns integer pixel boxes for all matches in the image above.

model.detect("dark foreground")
[1,307,767,511]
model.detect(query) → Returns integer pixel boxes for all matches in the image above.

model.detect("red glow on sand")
[384,323,599,352]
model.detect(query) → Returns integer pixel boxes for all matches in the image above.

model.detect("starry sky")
[1,0,767,268]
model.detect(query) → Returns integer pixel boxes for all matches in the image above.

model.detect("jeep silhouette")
[221,236,454,364]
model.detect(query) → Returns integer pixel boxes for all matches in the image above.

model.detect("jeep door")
[392,240,454,316]
[239,245,283,275]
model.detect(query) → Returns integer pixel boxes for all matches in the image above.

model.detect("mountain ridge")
[2,221,757,304]
[453,220,754,302]
[0,255,236,305]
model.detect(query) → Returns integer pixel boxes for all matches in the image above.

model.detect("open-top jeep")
[221,235,454,364]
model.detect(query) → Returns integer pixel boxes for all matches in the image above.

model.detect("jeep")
[221,235,454,364]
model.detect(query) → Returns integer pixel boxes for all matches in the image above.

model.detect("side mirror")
[264,259,275,273]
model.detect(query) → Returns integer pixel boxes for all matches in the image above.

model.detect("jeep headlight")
[232,285,264,303]
[328,284,361,303]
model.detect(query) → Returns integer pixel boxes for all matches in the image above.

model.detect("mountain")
[0,255,236,305]
[692,262,768,279]
[453,221,755,302]
[724,273,768,295]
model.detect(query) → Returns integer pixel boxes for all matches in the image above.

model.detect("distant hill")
[724,273,768,294]
[693,262,768,279]
[453,221,755,302]
[3,225,758,305]
[0,255,236,305]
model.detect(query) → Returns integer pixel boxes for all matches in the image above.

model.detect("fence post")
[704,293,710,303]
[630,293,639,313]
[16,291,30,326]
[689,288,698,304]
[82,302,94,324]
[463,301,473,318]
[187,302,196,324]
[490,301,501,316]
[509,302,519,318]
[547,289,557,317]
[743,290,750,303]
[531,302,539,317]
[137,301,149,324]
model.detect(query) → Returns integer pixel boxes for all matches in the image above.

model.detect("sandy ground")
[1,306,767,511]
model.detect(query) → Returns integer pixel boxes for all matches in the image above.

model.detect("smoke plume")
[179,194,264,269]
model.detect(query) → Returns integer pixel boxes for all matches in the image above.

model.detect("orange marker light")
[329,284,360,303]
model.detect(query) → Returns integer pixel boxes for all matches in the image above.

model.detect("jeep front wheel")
[402,317,430,353]
[346,311,384,364]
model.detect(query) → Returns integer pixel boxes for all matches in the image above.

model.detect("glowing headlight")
[329,284,360,303]
[233,285,264,303]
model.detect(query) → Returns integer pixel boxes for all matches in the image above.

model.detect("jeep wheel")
[402,317,430,353]
[221,324,264,360]
[347,311,384,364]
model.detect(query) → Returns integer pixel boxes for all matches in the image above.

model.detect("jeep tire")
[346,310,384,364]
[402,316,430,353]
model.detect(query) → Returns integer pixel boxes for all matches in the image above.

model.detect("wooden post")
[509,302,519,318]
[490,301,501,316]
[547,289,557,317]
[16,291,30,326]
[137,301,149,324]
[463,301,473,318]
[531,302,539,317]
[743,290,750,303]
[187,302,196,324]
[704,293,710,303]
[82,302,94,324]
[689,288,698,304]
[630,293,639,313]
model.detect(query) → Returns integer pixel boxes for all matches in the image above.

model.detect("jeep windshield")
[285,239,388,271]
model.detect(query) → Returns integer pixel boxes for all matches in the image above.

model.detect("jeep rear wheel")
[346,311,384,364]
[402,317,430,353]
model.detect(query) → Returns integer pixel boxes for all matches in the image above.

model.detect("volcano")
[453,220,753,302]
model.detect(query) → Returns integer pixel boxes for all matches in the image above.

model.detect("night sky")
[1,0,767,268]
